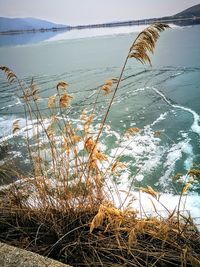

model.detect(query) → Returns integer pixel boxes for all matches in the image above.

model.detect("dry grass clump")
[0,200,200,266]
[0,24,200,266]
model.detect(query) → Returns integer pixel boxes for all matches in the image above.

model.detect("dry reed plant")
[0,24,200,266]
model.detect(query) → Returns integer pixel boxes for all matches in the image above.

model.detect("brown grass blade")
[56,81,69,90]
[188,169,200,180]
[182,178,193,194]
[59,93,73,108]
[12,119,20,134]
[0,66,17,84]
[140,186,159,199]
[30,79,39,101]
[48,95,57,108]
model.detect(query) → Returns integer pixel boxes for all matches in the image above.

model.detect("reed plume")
[95,23,170,145]
[0,66,17,83]
[12,120,20,134]
[129,23,170,65]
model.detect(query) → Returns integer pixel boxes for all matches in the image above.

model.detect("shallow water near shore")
[0,25,200,207]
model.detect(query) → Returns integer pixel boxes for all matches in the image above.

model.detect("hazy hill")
[0,17,67,32]
[174,3,200,17]
[0,3,200,33]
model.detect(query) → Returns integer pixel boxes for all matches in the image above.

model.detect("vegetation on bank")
[0,24,200,266]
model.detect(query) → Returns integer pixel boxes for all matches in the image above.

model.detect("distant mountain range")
[157,3,200,26]
[0,17,67,33]
[71,3,200,29]
[0,3,200,33]
[174,3,200,17]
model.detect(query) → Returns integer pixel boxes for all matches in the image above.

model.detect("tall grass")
[0,24,200,266]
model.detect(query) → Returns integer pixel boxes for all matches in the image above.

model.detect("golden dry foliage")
[128,228,137,245]
[140,186,159,199]
[90,203,124,233]
[111,77,119,83]
[94,150,107,161]
[46,124,54,138]
[182,178,194,194]
[56,81,69,90]
[188,169,200,180]
[90,204,141,248]
[84,136,107,164]
[46,116,58,138]
[100,79,114,95]
[173,173,183,180]
[71,132,81,144]
[84,135,107,171]
[48,95,57,108]
[95,24,169,144]
[88,151,107,171]
[105,80,113,86]
[125,127,140,137]
[62,136,70,153]
[111,160,126,175]
[188,255,200,267]
[0,66,17,83]
[80,113,95,133]
[23,89,30,102]
[61,136,70,153]
[59,93,73,108]
[90,206,104,233]
[12,119,20,134]
[31,82,39,101]
[79,110,87,121]
[154,130,163,137]
[89,158,98,170]
[129,24,170,65]
[85,137,96,153]
[100,84,111,95]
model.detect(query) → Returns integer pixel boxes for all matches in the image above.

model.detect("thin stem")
[95,54,130,145]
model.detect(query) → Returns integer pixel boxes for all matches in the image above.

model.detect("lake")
[0,24,200,200]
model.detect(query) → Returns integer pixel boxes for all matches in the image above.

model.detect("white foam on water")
[135,174,144,182]
[110,126,164,177]
[0,96,22,111]
[182,142,194,170]
[159,139,194,188]
[151,112,168,126]
[104,94,195,190]
[113,190,200,228]
[165,141,191,168]
[0,116,52,144]
[170,71,184,78]
[0,116,28,143]
[106,147,200,223]
[0,116,16,136]
[150,86,200,136]
[108,172,200,227]
[132,87,145,94]
[175,105,200,136]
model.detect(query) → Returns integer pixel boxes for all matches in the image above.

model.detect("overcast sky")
[0,0,199,25]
